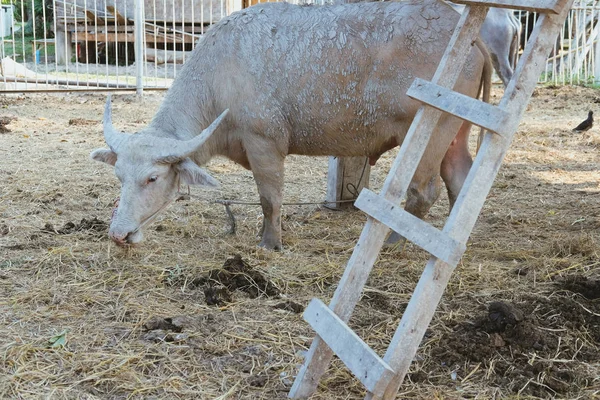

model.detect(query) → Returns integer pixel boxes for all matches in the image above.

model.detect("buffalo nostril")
[109,231,128,244]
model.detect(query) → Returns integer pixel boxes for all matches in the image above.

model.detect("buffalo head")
[90,96,228,246]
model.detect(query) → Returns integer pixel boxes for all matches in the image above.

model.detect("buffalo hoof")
[259,238,282,251]
[385,231,407,248]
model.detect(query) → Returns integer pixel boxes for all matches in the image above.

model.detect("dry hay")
[1,85,600,399]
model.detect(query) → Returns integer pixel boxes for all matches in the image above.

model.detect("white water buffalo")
[450,3,520,87]
[91,0,491,250]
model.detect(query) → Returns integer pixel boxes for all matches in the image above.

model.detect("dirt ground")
[1,85,599,399]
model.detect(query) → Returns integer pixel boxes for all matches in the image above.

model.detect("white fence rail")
[0,0,598,92]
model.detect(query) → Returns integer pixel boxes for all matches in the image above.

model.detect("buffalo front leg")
[247,143,285,250]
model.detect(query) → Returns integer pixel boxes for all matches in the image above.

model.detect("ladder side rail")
[367,4,576,400]
[288,6,490,399]
[303,299,396,395]
[380,5,490,200]
[451,0,569,14]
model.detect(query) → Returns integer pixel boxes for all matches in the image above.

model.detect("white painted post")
[325,157,371,209]
[134,0,145,97]
[55,29,72,65]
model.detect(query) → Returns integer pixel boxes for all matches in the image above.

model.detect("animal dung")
[192,255,281,304]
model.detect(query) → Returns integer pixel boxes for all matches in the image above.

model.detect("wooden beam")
[145,48,191,64]
[69,32,195,44]
[85,10,105,25]
[107,5,131,25]
[303,299,395,396]
[407,78,511,136]
[355,189,466,266]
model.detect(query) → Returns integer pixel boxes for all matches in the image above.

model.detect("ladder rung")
[355,189,466,266]
[451,0,566,13]
[407,78,510,136]
[303,299,395,396]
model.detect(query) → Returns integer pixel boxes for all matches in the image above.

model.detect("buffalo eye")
[147,175,158,184]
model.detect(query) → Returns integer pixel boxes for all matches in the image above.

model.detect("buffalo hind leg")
[385,173,442,245]
[441,121,473,209]
[246,140,285,250]
[385,115,467,245]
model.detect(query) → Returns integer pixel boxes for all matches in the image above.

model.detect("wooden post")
[325,156,371,209]
[55,29,72,65]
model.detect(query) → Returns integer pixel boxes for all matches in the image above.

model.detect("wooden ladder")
[288,1,574,399]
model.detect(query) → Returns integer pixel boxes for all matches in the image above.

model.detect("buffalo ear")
[90,148,117,166]
[175,158,219,188]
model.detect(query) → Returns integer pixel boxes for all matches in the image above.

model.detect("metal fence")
[0,0,235,92]
[518,1,600,85]
[0,0,599,93]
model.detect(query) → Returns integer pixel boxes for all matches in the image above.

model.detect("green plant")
[11,0,54,38]
[1,34,55,63]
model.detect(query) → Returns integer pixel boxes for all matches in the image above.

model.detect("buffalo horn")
[103,94,127,152]
[156,109,229,163]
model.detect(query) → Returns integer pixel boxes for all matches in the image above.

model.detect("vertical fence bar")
[150,0,157,87]
[19,0,26,89]
[191,0,195,54]
[83,0,89,87]
[181,0,185,65]
[30,0,38,87]
[596,2,600,84]
[171,0,175,78]
[135,0,144,96]
[93,0,98,87]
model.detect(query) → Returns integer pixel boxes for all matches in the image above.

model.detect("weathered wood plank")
[303,299,395,396]
[407,78,510,136]
[355,189,465,266]
[67,32,195,44]
[451,0,566,13]
[288,6,490,399]
[107,5,131,25]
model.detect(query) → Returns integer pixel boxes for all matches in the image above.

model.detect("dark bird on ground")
[572,111,593,132]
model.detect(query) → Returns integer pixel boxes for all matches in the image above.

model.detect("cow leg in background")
[440,121,473,209]
[494,56,513,88]
[385,114,465,245]
[385,174,443,245]
[246,138,285,250]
